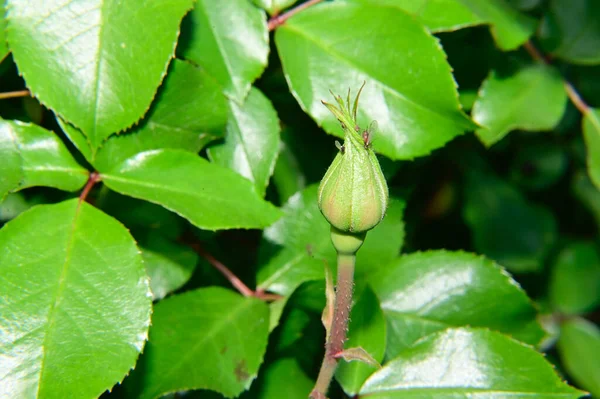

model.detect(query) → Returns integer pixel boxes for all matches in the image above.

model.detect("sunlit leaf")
[0,199,152,398]
[582,109,600,189]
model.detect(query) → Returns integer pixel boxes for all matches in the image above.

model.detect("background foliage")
[0,0,599,398]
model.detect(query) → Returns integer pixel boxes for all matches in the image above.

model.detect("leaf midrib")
[144,299,256,398]
[36,201,83,396]
[281,23,468,127]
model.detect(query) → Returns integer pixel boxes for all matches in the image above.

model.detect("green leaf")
[275,307,311,352]
[257,358,313,399]
[549,242,600,315]
[0,2,9,62]
[369,251,545,359]
[6,0,194,148]
[101,149,282,231]
[463,167,558,272]
[131,287,270,399]
[558,318,600,398]
[0,118,88,194]
[473,65,567,146]
[256,185,405,295]
[335,286,386,396]
[0,119,23,200]
[275,1,474,160]
[583,109,600,189]
[92,59,229,171]
[141,232,198,301]
[208,87,280,197]
[178,0,268,101]
[360,328,584,398]
[0,192,35,221]
[0,199,152,398]
[252,0,297,16]
[360,0,536,51]
[540,0,600,65]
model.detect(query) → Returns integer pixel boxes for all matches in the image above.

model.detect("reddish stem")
[310,254,355,399]
[524,40,591,116]
[79,172,100,203]
[268,0,324,31]
[0,90,31,100]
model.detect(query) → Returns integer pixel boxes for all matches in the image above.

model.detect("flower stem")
[310,253,356,399]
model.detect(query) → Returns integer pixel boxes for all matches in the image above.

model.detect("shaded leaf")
[257,358,313,399]
[253,0,297,15]
[179,0,268,101]
[463,167,558,272]
[0,192,34,222]
[0,118,88,195]
[359,0,536,50]
[369,251,545,359]
[582,108,600,189]
[0,199,152,398]
[275,1,474,160]
[6,0,194,147]
[473,65,567,146]
[558,318,600,398]
[335,286,386,396]
[101,149,282,231]
[573,171,600,231]
[360,328,584,398]
[510,141,568,191]
[141,232,198,301]
[540,0,600,65]
[132,287,269,399]
[208,87,280,197]
[549,242,600,315]
[94,59,229,171]
[272,141,306,204]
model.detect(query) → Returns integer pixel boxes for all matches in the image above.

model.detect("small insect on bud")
[318,84,389,233]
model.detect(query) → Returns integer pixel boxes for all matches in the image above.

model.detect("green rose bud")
[318,85,389,233]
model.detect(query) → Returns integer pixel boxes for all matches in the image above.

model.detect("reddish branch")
[188,241,282,301]
[524,40,591,115]
[0,89,31,100]
[268,0,324,31]
[79,172,100,203]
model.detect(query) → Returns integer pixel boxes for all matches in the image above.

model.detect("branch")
[0,89,31,100]
[188,241,282,301]
[268,0,324,31]
[79,172,100,203]
[524,40,591,115]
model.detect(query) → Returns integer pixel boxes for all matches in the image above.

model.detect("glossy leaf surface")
[0,118,88,194]
[583,109,600,189]
[132,287,269,399]
[364,0,536,50]
[257,358,313,399]
[257,185,405,295]
[540,0,600,65]
[179,0,268,101]
[360,328,584,398]
[94,59,228,170]
[463,168,558,272]
[549,242,600,314]
[276,1,474,160]
[0,199,152,398]
[208,87,280,197]
[558,318,600,398]
[335,286,386,396]
[141,232,198,301]
[369,251,545,358]
[473,65,567,146]
[6,0,194,148]
[101,149,282,231]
